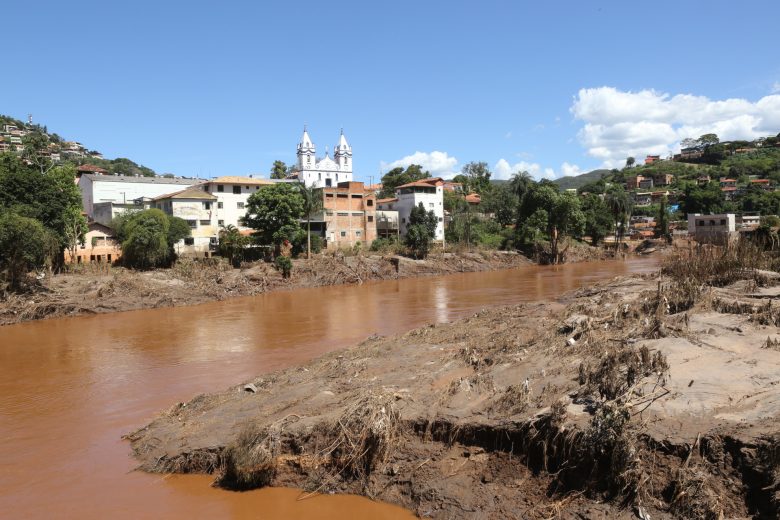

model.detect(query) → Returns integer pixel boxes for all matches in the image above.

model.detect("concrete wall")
[394,187,444,240]
[80,176,199,216]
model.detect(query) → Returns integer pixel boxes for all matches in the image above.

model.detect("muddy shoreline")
[0,250,535,327]
[128,265,780,518]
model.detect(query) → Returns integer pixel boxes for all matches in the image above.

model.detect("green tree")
[0,156,83,266]
[581,193,613,246]
[298,184,324,258]
[379,164,430,198]
[605,186,633,247]
[167,216,192,256]
[0,212,58,291]
[121,209,172,269]
[460,161,492,194]
[405,203,438,259]
[270,160,288,179]
[244,183,305,245]
[21,131,53,174]
[480,182,516,226]
[218,225,250,267]
[547,191,585,263]
[63,207,88,265]
[625,156,636,168]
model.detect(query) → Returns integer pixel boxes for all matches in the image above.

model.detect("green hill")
[554,169,612,190]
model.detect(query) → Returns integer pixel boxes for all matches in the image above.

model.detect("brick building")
[320,181,377,248]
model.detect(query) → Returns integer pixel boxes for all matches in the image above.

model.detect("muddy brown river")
[0,258,658,519]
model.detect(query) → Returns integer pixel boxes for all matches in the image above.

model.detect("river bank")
[0,250,534,326]
[128,259,780,519]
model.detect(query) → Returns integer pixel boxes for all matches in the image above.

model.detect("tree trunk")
[307,217,311,259]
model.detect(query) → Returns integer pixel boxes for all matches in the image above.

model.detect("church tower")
[296,126,316,170]
[333,129,352,172]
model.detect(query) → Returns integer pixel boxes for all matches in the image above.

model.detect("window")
[217,202,223,209]
[401,218,406,224]
[438,217,443,222]
[237,202,245,209]
[337,212,349,216]
[429,203,434,208]
[340,231,346,237]
[233,186,241,194]
[217,185,224,192]
[366,199,373,206]
[356,231,361,237]
[367,215,374,222]
[218,219,224,226]
[203,202,211,210]
[720,219,726,225]
[326,193,334,198]
[199,219,210,226]
[326,179,332,187]
[187,220,197,229]
[184,237,195,245]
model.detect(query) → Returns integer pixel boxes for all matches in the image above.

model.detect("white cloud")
[381,151,459,178]
[571,86,780,167]
[494,159,573,181]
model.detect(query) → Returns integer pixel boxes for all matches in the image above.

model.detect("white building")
[79,174,200,217]
[199,176,276,231]
[153,186,218,255]
[377,177,444,241]
[687,213,737,245]
[294,127,353,188]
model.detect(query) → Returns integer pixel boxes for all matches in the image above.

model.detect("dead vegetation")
[128,239,780,519]
[0,250,531,326]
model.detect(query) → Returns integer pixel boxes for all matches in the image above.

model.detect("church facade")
[294,127,353,188]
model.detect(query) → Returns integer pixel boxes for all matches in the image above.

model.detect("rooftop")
[81,174,199,185]
[153,186,216,201]
[208,176,274,185]
[396,177,443,189]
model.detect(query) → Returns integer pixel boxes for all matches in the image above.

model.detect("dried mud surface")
[128,270,780,519]
[0,251,530,326]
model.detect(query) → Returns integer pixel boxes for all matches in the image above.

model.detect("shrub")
[0,212,58,291]
[121,209,171,269]
[274,255,292,278]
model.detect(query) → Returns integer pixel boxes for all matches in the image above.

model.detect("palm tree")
[605,187,633,248]
[298,184,323,259]
[218,225,249,267]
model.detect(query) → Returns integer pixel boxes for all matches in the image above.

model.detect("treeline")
[0,153,86,291]
[377,162,640,264]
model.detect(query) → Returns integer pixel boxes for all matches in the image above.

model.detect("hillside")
[553,168,611,190]
[0,113,158,177]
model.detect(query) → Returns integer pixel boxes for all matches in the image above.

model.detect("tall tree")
[605,186,633,248]
[625,156,636,168]
[460,161,492,194]
[298,183,324,258]
[405,203,438,259]
[0,212,58,291]
[270,160,288,179]
[244,183,305,245]
[379,164,430,198]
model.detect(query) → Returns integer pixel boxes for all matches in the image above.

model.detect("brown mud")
[0,250,530,326]
[129,265,780,519]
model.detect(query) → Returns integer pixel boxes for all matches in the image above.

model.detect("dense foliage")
[244,183,305,245]
[379,164,430,198]
[112,209,191,269]
[0,212,58,291]
[405,203,438,259]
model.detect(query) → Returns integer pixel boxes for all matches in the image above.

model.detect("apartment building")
[319,181,376,247]
[377,177,444,241]
[199,176,275,230]
[79,174,200,216]
[152,187,218,255]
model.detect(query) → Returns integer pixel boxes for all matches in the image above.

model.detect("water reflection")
[0,258,658,519]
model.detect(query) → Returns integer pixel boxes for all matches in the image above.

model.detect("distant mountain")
[553,169,612,190]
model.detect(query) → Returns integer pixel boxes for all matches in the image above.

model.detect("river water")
[0,258,658,519]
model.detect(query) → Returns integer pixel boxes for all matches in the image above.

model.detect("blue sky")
[4,1,780,182]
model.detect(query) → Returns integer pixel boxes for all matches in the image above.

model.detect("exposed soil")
[127,266,780,519]
[0,250,530,326]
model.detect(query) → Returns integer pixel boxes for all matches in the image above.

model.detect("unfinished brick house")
[318,181,377,248]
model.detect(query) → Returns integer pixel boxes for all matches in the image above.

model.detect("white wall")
[394,187,444,240]
[80,176,199,216]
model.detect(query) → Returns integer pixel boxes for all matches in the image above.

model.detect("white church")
[293,127,353,188]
